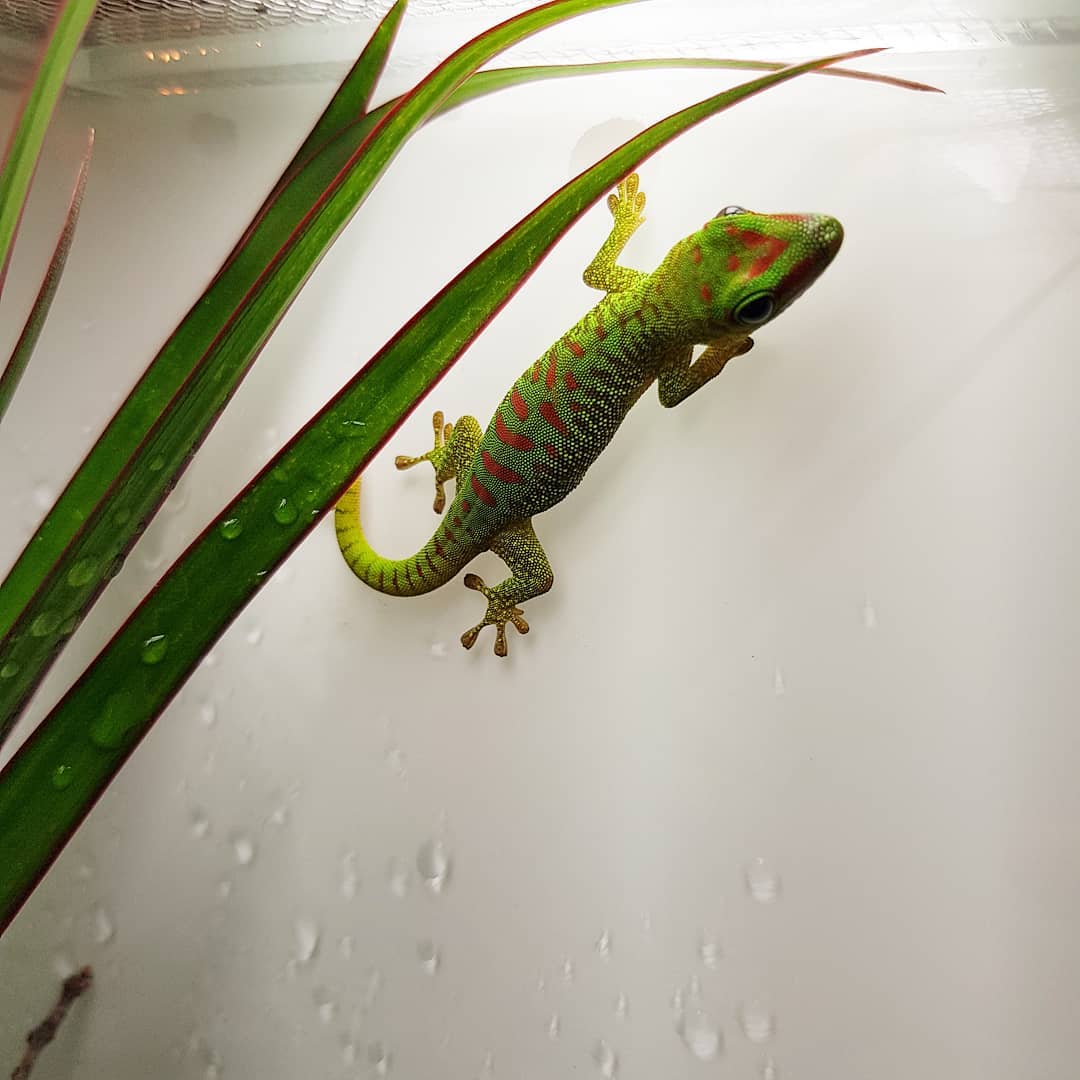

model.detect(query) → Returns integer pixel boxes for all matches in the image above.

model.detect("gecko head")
[666,207,843,338]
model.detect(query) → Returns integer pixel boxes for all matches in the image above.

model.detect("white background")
[1,1,1079,1077]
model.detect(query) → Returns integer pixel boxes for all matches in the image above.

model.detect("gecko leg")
[583,172,649,294]
[395,410,482,513]
[460,519,554,658]
[657,337,755,408]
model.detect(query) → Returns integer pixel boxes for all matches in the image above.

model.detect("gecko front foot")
[460,573,530,658]
[395,410,453,513]
[608,172,646,231]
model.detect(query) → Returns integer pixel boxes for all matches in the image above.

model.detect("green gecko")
[335,174,842,656]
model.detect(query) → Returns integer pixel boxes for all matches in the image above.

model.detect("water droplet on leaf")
[141,634,168,664]
[219,517,242,540]
[51,764,74,790]
[30,611,60,637]
[67,558,98,587]
[272,497,298,525]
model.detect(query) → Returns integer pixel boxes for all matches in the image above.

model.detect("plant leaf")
[0,0,640,742]
[0,127,93,426]
[0,0,98,298]
[0,47,883,933]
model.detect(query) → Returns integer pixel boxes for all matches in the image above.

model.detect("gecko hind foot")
[460,573,530,658]
[394,410,454,513]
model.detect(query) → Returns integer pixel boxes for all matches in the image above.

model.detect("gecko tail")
[334,476,470,597]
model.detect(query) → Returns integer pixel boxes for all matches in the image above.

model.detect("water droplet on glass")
[0,660,19,679]
[773,667,786,695]
[243,625,263,646]
[217,879,232,900]
[416,838,451,894]
[561,958,575,984]
[342,1043,357,1066]
[677,1002,723,1061]
[67,558,98,588]
[339,935,355,959]
[204,1065,220,1080]
[33,484,55,510]
[141,633,168,664]
[52,953,75,979]
[614,992,629,1020]
[367,1041,391,1075]
[385,744,407,779]
[315,991,337,1025]
[341,851,360,899]
[745,858,781,904]
[219,517,242,540]
[699,932,721,969]
[417,939,440,975]
[387,858,410,897]
[547,1013,560,1039]
[94,905,115,944]
[595,928,612,958]
[761,1056,779,1080]
[863,600,877,629]
[477,1051,494,1077]
[272,497,298,526]
[430,641,448,658]
[190,811,210,839]
[363,968,383,1008]
[51,764,74,790]
[231,833,255,866]
[592,1039,617,1078]
[294,917,320,965]
[738,999,775,1043]
[198,701,216,727]
[30,611,61,637]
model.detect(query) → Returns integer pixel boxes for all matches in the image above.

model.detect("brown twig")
[11,967,93,1080]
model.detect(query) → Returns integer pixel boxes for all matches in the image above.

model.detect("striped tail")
[334,477,476,597]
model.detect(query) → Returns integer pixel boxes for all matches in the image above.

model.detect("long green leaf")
[0,0,639,743]
[0,0,98,296]
[0,47,883,933]
[0,127,93,426]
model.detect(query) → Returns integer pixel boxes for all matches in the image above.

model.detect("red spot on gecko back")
[461,499,471,514]
[415,557,424,579]
[496,412,534,451]
[690,245,702,264]
[567,340,585,358]
[700,284,713,303]
[543,443,558,458]
[470,473,497,507]
[482,449,523,485]
[510,387,528,419]
[564,370,579,391]
[726,254,740,272]
[545,350,557,389]
[434,540,445,558]
[539,401,568,435]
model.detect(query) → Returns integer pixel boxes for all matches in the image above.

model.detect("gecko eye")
[734,293,775,326]
[716,205,746,217]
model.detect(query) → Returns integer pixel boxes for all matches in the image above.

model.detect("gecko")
[334,174,843,656]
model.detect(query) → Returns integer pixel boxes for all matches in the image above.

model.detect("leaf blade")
[0,0,98,297]
[0,127,93,426]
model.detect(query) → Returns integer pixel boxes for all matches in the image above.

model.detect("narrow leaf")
[0,0,98,297]
[0,0,640,741]
[0,48,882,932]
[0,127,93,426]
